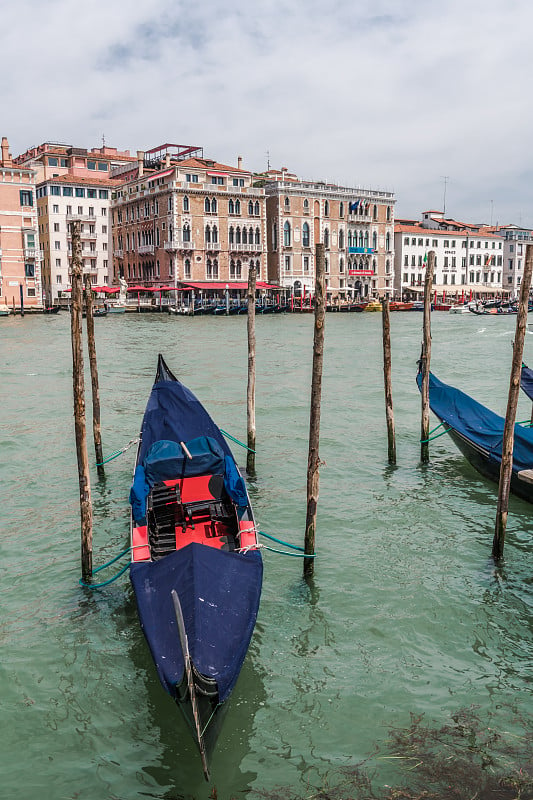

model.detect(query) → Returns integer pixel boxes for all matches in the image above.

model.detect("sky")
[2,0,533,227]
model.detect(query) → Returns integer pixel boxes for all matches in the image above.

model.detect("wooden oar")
[171,589,210,781]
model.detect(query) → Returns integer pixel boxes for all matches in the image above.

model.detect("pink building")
[0,137,42,308]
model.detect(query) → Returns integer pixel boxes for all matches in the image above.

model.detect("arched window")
[183,223,190,242]
[248,226,253,243]
[358,231,364,247]
[372,232,377,250]
[213,259,218,278]
[339,202,344,218]
[364,231,369,248]
[283,221,291,246]
[386,232,391,251]
[236,226,241,244]
[213,225,218,243]
[242,227,248,244]
[386,206,391,221]
[183,195,189,212]
[184,258,191,278]
[204,197,211,213]
[303,198,309,211]
[302,222,310,247]
[207,258,212,277]
[229,199,234,214]
[339,229,344,249]
[212,197,217,214]
[254,201,260,216]
[340,257,344,273]
[372,259,377,272]
[284,196,290,210]
[324,200,330,217]
[235,199,241,214]
[325,257,329,273]
[348,231,353,248]
[229,226,234,244]
[324,228,330,248]
[373,204,378,220]
[205,224,211,243]
[255,227,260,245]
[248,201,254,215]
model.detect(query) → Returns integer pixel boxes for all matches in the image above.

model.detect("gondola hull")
[417,370,533,504]
[129,355,262,779]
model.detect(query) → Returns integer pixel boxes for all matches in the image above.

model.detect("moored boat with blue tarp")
[416,369,533,503]
[129,355,263,779]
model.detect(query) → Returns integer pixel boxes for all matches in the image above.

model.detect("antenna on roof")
[441,175,449,216]
[266,150,270,171]
[102,133,106,148]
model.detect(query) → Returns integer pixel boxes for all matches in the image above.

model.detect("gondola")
[129,355,263,779]
[416,369,533,504]
[520,363,533,402]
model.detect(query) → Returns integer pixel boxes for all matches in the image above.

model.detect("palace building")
[110,144,266,290]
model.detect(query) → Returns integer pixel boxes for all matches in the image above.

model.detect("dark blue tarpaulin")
[521,364,533,402]
[417,371,533,473]
[130,544,262,702]
[138,379,232,464]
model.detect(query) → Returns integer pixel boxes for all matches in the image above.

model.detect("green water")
[1,311,531,799]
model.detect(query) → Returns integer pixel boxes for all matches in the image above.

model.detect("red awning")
[180,281,279,291]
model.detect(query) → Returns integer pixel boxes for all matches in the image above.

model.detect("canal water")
[0,310,531,799]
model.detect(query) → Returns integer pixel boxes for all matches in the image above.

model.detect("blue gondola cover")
[130,544,262,702]
[521,364,533,403]
[418,371,533,472]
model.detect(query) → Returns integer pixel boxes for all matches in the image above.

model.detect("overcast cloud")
[2,0,532,226]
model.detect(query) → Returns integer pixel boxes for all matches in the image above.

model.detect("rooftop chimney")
[137,150,145,178]
[165,153,171,168]
[237,156,243,170]
[1,136,12,167]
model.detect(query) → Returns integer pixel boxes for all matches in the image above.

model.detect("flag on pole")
[423,253,428,268]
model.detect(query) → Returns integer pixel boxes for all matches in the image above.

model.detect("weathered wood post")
[493,243,533,559]
[84,274,104,473]
[19,283,24,316]
[304,243,326,577]
[420,251,435,463]
[246,264,257,475]
[70,221,93,581]
[381,295,396,464]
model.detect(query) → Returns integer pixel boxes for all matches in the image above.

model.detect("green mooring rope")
[420,426,451,444]
[96,438,139,467]
[220,429,256,453]
[79,546,130,589]
[258,530,305,551]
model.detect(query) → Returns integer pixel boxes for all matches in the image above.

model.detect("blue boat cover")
[417,371,533,473]
[130,544,263,702]
[138,378,232,464]
[143,437,225,485]
[130,464,150,522]
[521,364,533,402]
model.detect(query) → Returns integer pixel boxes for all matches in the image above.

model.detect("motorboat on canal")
[128,355,262,779]
[416,369,533,504]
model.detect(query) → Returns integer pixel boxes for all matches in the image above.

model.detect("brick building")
[0,137,42,308]
[262,169,395,300]
[110,144,266,290]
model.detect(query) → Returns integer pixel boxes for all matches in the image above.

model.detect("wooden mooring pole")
[381,295,396,464]
[420,251,435,464]
[84,274,104,473]
[70,221,93,581]
[246,264,257,475]
[304,243,326,578]
[493,243,533,560]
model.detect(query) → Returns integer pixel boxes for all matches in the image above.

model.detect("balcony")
[205,242,221,251]
[348,213,371,223]
[114,249,124,258]
[230,242,260,253]
[66,214,96,223]
[24,247,39,259]
[176,240,195,251]
[163,240,178,251]
[138,244,155,255]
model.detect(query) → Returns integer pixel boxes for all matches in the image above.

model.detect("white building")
[394,211,505,299]
[495,224,533,296]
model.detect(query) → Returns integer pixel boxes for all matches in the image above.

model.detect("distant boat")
[416,369,533,503]
[106,303,126,314]
[364,300,382,312]
[0,305,11,317]
[129,355,262,779]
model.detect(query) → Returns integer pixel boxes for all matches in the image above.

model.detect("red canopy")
[127,285,148,292]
